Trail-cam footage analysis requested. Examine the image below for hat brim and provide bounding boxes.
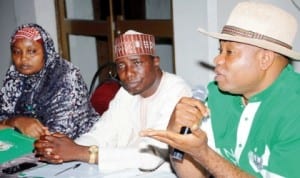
[198,28,300,60]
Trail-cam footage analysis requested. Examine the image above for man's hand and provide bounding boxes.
[34,133,88,164]
[140,127,209,159]
[140,96,210,158]
[167,97,209,133]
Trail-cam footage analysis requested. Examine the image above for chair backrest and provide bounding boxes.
[89,62,118,95]
[89,62,121,115]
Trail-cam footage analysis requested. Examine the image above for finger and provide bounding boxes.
[42,127,51,135]
[44,151,64,163]
[149,135,175,147]
[175,104,203,123]
[191,127,205,138]
[172,109,198,128]
[141,130,183,148]
[193,102,209,118]
[139,129,155,136]
[31,129,43,139]
[34,146,53,157]
[181,97,209,117]
[35,126,46,135]
[34,118,44,127]
[26,130,41,139]
[40,148,57,160]
[34,140,52,152]
[40,135,56,142]
[51,132,66,137]
[38,155,63,164]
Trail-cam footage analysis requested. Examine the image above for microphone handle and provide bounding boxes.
[171,126,191,160]
[171,85,207,161]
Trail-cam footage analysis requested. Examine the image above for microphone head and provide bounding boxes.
[192,85,208,102]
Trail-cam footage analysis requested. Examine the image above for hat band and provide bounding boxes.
[222,25,292,49]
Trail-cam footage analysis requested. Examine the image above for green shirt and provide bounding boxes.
[206,64,300,177]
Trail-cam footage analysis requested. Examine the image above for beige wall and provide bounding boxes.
[1,0,300,88]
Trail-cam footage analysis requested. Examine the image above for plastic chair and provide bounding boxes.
[89,62,121,115]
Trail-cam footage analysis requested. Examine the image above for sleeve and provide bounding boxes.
[137,78,192,171]
[42,68,99,139]
[0,67,23,121]
[74,88,124,147]
[75,89,145,171]
[0,86,11,121]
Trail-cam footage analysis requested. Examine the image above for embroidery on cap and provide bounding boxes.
[135,41,141,48]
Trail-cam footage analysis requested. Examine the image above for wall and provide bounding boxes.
[0,0,57,88]
[0,0,17,88]
[64,0,174,88]
[173,0,300,87]
[173,0,213,88]
[65,0,98,88]
[146,0,173,73]
[0,0,300,89]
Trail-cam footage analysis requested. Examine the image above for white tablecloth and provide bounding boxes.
[17,161,177,178]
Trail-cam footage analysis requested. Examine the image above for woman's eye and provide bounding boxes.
[27,49,36,55]
[12,49,21,55]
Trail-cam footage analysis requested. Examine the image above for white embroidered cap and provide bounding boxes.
[114,30,156,60]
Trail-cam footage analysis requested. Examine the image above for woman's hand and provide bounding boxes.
[6,116,47,138]
[0,123,10,129]
[34,133,88,164]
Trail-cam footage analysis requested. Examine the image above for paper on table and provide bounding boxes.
[19,161,100,178]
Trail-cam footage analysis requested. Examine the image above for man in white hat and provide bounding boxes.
[34,30,191,175]
[141,1,300,177]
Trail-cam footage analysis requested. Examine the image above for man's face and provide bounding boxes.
[213,41,264,97]
[115,55,160,97]
[11,38,45,75]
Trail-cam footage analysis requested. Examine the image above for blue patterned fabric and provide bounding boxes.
[0,23,99,139]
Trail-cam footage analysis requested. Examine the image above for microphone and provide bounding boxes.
[171,85,208,161]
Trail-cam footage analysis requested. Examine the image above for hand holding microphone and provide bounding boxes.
[171,85,208,161]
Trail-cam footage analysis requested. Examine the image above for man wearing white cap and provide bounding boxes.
[141,1,300,177]
[34,30,191,175]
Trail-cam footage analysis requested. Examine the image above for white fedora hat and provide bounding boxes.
[198,1,300,60]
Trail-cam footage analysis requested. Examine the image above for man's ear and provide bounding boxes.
[259,50,275,70]
[153,56,160,67]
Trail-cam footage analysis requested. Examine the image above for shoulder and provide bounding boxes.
[161,72,190,89]
[47,58,83,79]
[48,58,80,72]
[110,87,134,101]
[151,72,192,101]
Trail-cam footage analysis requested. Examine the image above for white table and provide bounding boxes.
[18,161,177,178]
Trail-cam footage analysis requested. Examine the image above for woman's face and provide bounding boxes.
[11,38,45,75]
